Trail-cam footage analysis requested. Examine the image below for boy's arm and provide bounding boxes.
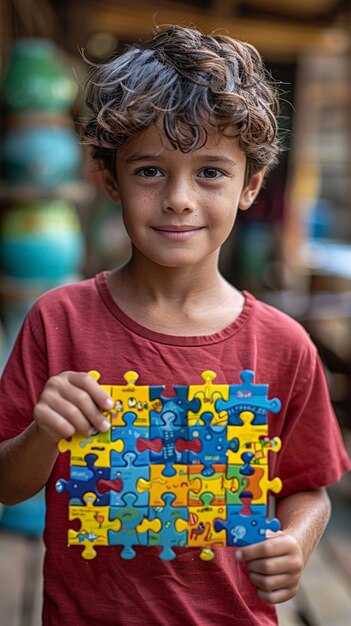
[235,489,331,604]
[0,371,113,505]
[0,423,60,505]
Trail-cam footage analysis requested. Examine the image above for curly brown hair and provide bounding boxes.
[81,25,281,181]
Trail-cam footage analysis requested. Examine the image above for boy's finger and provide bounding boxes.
[257,587,294,605]
[48,372,112,434]
[266,529,282,538]
[34,405,77,442]
[43,393,107,437]
[248,570,292,592]
[246,554,290,575]
[235,531,282,562]
[68,371,114,412]
[235,545,264,563]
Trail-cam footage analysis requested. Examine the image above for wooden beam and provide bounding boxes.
[211,0,237,17]
[244,0,339,19]
[71,0,347,60]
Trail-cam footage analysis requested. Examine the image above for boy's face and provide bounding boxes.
[104,124,264,269]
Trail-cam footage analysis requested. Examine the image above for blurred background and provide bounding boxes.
[0,1,350,625]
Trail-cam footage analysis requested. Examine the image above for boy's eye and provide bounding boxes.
[198,168,223,179]
[136,166,163,177]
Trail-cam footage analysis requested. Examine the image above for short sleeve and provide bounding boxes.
[0,306,48,441]
[275,353,350,498]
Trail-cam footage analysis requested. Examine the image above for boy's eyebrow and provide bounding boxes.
[194,156,240,168]
[125,153,239,167]
[125,154,162,163]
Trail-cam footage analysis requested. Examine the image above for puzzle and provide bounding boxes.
[56,369,282,561]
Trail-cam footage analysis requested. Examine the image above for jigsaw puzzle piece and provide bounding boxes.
[68,491,121,559]
[228,449,282,504]
[147,493,188,560]
[108,370,154,427]
[187,370,229,426]
[149,385,200,474]
[227,453,265,503]
[57,427,124,468]
[88,369,113,398]
[225,464,249,505]
[56,453,113,505]
[248,465,282,504]
[137,464,201,507]
[214,497,280,547]
[58,372,123,467]
[185,413,239,475]
[109,493,161,559]
[149,384,200,427]
[149,408,188,475]
[109,452,149,506]
[226,409,281,465]
[188,463,227,506]
[247,435,282,465]
[215,370,281,426]
[180,492,227,550]
[110,412,163,467]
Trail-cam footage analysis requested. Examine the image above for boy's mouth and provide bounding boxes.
[152,226,204,240]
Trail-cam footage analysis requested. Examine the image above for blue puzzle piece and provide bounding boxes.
[187,412,239,476]
[108,492,149,559]
[55,453,110,505]
[148,493,187,560]
[149,409,188,475]
[109,452,149,507]
[214,505,280,546]
[110,413,150,466]
[149,385,200,427]
[215,370,281,425]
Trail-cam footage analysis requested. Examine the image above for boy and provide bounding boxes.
[0,25,349,626]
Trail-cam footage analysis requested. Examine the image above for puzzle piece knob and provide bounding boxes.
[88,370,101,382]
[82,492,98,506]
[200,370,217,401]
[238,410,255,426]
[200,370,217,385]
[121,546,137,560]
[200,548,215,561]
[123,371,139,388]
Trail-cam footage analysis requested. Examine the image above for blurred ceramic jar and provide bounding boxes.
[1,38,78,112]
[0,199,85,281]
[1,123,82,186]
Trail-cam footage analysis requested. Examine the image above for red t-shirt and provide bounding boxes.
[0,272,349,626]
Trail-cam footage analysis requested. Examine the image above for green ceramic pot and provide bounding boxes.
[1,38,78,112]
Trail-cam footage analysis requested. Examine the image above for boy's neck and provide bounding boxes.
[125,256,218,298]
[107,255,245,336]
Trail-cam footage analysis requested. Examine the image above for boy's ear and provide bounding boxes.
[100,168,121,203]
[239,169,266,211]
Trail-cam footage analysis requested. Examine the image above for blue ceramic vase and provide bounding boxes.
[2,125,82,186]
[0,200,85,280]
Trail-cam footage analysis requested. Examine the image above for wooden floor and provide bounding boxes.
[0,531,44,626]
[1,482,350,626]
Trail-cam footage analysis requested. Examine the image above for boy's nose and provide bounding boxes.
[161,178,196,213]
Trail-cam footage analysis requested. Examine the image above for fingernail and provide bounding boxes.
[104,397,114,409]
[100,419,111,432]
[235,550,242,560]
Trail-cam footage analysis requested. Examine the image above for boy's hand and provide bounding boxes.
[235,530,304,604]
[33,371,113,443]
